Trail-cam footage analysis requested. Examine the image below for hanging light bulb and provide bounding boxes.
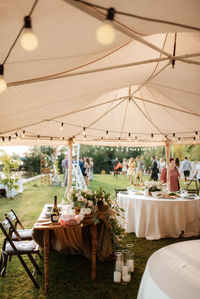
[96,8,115,45]
[8,136,11,144]
[172,133,176,142]
[151,133,154,139]
[82,127,86,135]
[21,130,25,138]
[50,137,53,141]
[59,123,64,131]
[37,135,40,142]
[105,130,109,139]
[1,136,5,143]
[20,16,38,51]
[195,131,199,140]
[0,65,7,92]
[73,136,76,143]
[15,132,20,140]
[128,132,131,141]
[178,137,181,144]
[118,137,121,144]
[193,137,196,144]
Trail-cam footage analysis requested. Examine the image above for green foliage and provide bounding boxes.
[0,154,20,176]
[141,147,165,168]
[57,146,68,174]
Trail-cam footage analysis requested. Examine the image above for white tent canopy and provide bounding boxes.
[0,0,200,146]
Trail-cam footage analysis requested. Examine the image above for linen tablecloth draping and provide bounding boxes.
[117,193,200,240]
[0,179,23,197]
[32,205,112,261]
[137,240,200,299]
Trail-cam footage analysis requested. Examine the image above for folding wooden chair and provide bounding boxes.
[5,210,33,241]
[0,219,41,288]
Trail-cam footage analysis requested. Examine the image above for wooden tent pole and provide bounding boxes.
[165,141,171,192]
[67,138,73,192]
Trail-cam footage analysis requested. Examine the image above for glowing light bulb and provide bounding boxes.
[96,22,115,45]
[82,127,86,135]
[60,123,64,131]
[22,130,25,138]
[20,16,38,51]
[20,30,38,51]
[0,75,7,92]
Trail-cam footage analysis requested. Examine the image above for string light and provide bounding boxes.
[21,130,25,138]
[105,130,109,139]
[178,137,181,144]
[15,132,20,140]
[0,65,7,92]
[128,132,131,141]
[195,131,199,140]
[82,127,86,135]
[118,137,121,144]
[172,133,176,141]
[8,136,11,143]
[1,137,5,143]
[151,133,154,138]
[51,137,53,141]
[37,135,40,141]
[96,8,115,45]
[101,136,104,141]
[60,123,64,131]
[20,16,38,51]
[73,136,76,142]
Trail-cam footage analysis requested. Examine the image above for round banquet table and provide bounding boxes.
[117,192,200,240]
[137,240,200,299]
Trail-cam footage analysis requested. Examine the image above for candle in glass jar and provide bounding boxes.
[122,273,131,283]
[113,271,121,283]
[122,265,128,274]
[127,259,134,272]
[116,260,124,272]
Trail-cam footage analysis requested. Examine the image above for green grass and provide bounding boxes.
[0,175,199,299]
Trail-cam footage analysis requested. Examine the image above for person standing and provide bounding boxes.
[134,156,144,186]
[89,158,94,180]
[62,154,68,186]
[79,157,85,176]
[159,158,166,173]
[155,156,160,177]
[128,158,136,185]
[160,158,180,191]
[195,162,200,187]
[182,157,191,184]
[150,156,158,181]
[122,158,128,179]
[112,157,119,179]
[84,158,90,186]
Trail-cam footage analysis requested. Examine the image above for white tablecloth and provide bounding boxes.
[137,240,200,299]
[117,192,200,240]
[0,179,23,197]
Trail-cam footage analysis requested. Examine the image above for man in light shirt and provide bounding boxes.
[182,157,191,184]
[195,162,200,187]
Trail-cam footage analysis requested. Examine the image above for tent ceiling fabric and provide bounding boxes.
[0,0,200,146]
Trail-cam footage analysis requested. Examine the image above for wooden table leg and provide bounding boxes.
[90,224,97,280]
[43,229,50,294]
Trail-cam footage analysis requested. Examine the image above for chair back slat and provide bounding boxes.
[1,219,11,231]
[7,211,16,222]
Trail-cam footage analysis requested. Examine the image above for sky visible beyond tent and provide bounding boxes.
[0,146,30,156]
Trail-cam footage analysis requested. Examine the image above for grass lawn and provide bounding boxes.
[0,174,199,299]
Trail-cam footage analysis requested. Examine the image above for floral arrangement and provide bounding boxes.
[144,181,162,192]
[66,187,125,247]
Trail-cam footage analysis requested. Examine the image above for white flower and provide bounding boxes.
[79,196,85,202]
[88,200,93,207]
[75,192,80,197]
[80,208,88,215]
[86,208,91,214]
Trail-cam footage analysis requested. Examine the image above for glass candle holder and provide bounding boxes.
[126,252,135,272]
[126,243,134,253]
[114,252,123,283]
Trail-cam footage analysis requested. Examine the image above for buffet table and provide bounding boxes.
[137,240,200,299]
[32,204,112,294]
[117,192,200,240]
[0,178,23,198]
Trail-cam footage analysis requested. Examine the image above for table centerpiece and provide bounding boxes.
[66,187,125,248]
[144,181,162,196]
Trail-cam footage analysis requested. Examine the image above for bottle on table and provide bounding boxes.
[51,195,59,222]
